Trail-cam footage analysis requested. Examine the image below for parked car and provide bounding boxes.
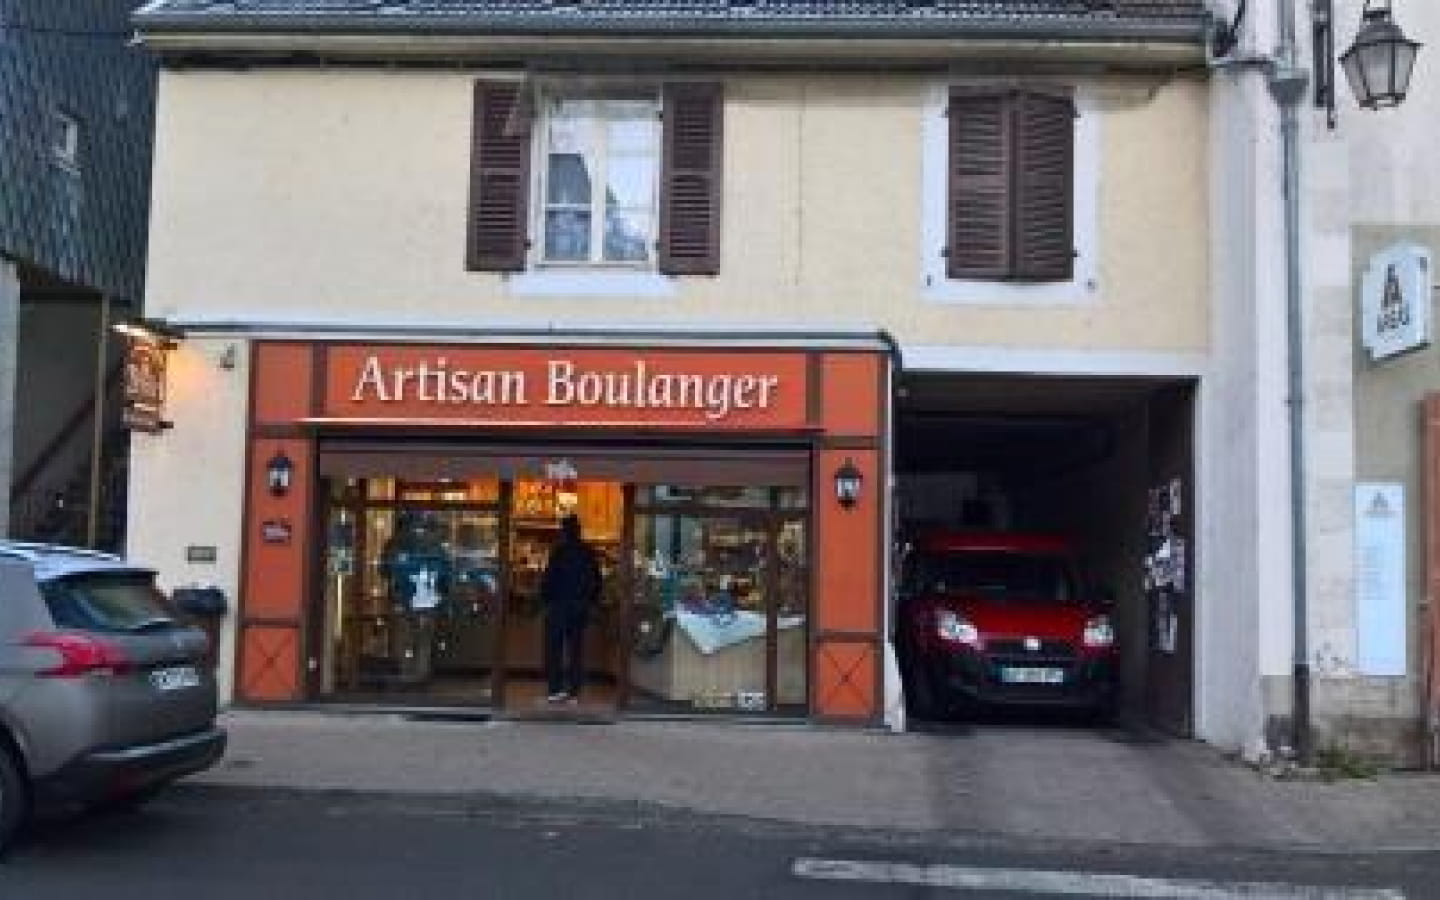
[0,542,225,852]
[896,532,1118,721]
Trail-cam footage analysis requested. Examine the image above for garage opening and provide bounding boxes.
[894,373,1196,735]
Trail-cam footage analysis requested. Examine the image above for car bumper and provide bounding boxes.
[919,651,1118,711]
[36,727,227,808]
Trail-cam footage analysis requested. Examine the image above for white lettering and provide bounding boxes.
[548,360,575,405]
[733,375,757,409]
[704,375,733,420]
[351,355,390,402]
[501,370,526,405]
[449,370,471,404]
[648,374,674,407]
[393,367,416,401]
[676,374,704,409]
[758,376,779,409]
[577,372,603,406]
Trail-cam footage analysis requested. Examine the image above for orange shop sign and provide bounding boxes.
[322,346,810,429]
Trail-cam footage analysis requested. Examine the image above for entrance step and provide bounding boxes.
[500,701,618,724]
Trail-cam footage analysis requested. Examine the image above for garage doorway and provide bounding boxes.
[895,373,1196,736]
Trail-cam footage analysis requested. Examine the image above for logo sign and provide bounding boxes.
[261,519,293,545]
[121,335,169,433]
[1361,242,1432,362]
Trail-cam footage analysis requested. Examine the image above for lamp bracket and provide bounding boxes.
[1268,65,1310,107]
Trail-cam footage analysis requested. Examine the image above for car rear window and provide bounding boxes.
[40,572,180,634]
[910,551,1075,604]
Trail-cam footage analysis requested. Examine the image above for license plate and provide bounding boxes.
[150,665,202,691]
[999,666,1066,685]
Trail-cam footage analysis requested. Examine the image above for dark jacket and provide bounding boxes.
[541,537,601,620]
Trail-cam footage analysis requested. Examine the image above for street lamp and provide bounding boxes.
[1341,0,1422,110]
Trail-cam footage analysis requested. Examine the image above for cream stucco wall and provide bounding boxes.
[144,69,1210,352]
[127,338,249,704]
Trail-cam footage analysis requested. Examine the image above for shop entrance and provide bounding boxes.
[312,450,812,717]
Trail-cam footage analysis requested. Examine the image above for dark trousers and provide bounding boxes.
[545,611,587,695]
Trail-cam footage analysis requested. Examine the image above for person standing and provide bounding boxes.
[541,513,601,702]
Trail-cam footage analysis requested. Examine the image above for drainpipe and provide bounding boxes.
[1270,0,1313,764]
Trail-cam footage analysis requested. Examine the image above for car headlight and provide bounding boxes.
[936,609,980,646]
[1083,615,1116,648]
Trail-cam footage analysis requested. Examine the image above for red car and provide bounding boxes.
[896,532,1118,721]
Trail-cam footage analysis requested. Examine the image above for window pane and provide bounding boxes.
[547,152,592,206]
[42,573,177,633]
[604,209,650,262]
[545,209,592,261]
[606,154,654,210]
[607,114,656,155]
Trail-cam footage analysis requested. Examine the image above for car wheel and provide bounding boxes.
[0,746,26,856]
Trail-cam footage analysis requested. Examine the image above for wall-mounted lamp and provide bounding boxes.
[111,317,182,348]
[218,343,238,370]
[266,451,295,497]
[1341,0,1422,110]
[834,458,863,510]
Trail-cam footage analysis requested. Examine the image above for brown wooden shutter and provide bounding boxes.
[1012,91,1076,282]
[947,89,1013,280]
[466,81,532,272]
[659,83,723,276]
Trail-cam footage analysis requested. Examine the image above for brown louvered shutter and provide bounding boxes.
[1013,91,1075,282]
[947,89,1013,280]
[466,81,532,272]
[659,83,723,275]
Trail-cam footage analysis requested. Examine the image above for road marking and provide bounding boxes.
[791,858,1405,899]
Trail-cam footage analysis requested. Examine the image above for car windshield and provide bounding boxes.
[909,551,1075,604]
[40,572,179,633]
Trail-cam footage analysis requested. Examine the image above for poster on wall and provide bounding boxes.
[1354,482,1407,677]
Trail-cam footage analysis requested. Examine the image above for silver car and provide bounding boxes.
[0,542,225,852]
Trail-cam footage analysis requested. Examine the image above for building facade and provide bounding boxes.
[128,1,1285,738]
[0,0,156,550]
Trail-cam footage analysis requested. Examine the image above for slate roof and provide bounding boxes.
[133,1,1210,42]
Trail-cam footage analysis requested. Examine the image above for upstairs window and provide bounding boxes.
[540,97,659,266]
[947,88,1076,283]
[467,81,722,277]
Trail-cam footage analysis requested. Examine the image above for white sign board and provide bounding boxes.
[1354,483,1407,677]
[1361,242,1432,362]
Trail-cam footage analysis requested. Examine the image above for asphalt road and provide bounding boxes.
[2,785,1434,899]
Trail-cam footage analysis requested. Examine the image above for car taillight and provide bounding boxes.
[936,609,981,647]
[1082,615,1116,649]
[21,632,133,678]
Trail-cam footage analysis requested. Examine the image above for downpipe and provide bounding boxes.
[1271,0,1313,765]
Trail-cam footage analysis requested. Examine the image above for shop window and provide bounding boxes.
[467,80,723,277]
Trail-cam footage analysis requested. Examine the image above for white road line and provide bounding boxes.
[791,858,1406,899]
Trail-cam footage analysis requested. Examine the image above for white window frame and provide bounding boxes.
[920,82,1101,306]
[531,91,662,270]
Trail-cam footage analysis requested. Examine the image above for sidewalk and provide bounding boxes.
[197,709,1440,853]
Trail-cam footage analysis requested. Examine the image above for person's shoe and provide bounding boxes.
[546,691,570,703]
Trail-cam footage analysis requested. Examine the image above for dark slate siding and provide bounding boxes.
[0,0,156,301]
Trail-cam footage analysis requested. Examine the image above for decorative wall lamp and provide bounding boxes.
[266,451,295,497]
[1341,0,1422,110]
[834,458,863,510]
